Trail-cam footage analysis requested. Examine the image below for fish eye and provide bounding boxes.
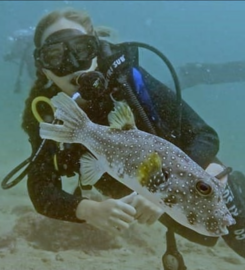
[196,181,212,195]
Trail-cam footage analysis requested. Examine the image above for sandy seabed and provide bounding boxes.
[0,184,245,270]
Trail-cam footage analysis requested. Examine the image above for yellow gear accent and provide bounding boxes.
[31,96,55,123]
[31,96,58,171]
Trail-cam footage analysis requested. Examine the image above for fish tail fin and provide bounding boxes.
[40,92,89,143]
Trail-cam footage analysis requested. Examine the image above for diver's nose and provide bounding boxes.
[68,52,79,67]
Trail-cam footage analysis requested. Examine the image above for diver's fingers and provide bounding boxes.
[120,191,137,204]
[115,210,135,223]
[136,212,150,224]
[136,211,162,225]
[116,198,137,216]
[146,212,162,225]
[109,217,131,232]
[131,195,164,224]
[205,163,228,185]
[133,203,145,219]
[206,163,224,176]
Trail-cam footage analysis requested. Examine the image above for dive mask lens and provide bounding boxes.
[35,30,99,76]
[39,42,65,68]
[69,35,98,61]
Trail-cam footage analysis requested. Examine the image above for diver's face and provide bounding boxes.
[41,18,98,96]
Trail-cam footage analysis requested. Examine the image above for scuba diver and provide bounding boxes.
[178,61,245,89]
[3,26,35,93]
[2,7,245,270]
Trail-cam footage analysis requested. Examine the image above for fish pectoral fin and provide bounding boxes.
[108,99,136,130]
[80,153,106,185]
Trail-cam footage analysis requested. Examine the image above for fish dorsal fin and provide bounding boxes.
[79,152,106,185]
[108,98,136,130]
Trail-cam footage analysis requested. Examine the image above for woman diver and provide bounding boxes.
[4,7,245,268]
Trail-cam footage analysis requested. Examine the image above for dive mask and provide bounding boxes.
[34,29,100,76]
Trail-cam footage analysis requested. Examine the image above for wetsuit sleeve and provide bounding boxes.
[141,68,219,168]
[27,139,85,223]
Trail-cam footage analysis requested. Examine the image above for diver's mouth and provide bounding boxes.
[70,71,86,86]
[223,213,236,227]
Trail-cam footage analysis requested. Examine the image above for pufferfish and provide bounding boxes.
[39,92,235,236]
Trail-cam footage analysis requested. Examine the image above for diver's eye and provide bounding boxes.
[196,181,212,195]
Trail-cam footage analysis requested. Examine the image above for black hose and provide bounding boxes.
[120,41,183,140]
[1,157,32,189]
[117,74,157,135]
[1,133,50,189]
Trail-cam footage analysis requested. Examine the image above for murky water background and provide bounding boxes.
[0,1,244,269]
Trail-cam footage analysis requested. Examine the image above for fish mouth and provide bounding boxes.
[191,215,235,237]
[217,225,229,236]
[219,214,236,235]
[166,210,228,237]
[203,224,229,237]
[209,214,236,236]
[221,211,236,227]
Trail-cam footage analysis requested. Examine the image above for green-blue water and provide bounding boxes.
[0,1,244,269]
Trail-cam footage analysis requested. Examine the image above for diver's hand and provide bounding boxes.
[205,163,228,185]
[129,193,164,225]
[76,194,137,234]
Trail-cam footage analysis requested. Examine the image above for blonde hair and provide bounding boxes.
[34,7,114,47]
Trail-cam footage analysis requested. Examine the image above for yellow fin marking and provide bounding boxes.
[137,152,162,186]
